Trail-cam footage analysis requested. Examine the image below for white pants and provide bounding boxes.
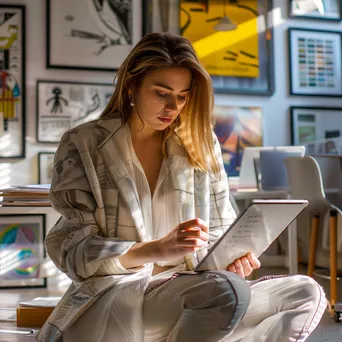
[143,272,327,342]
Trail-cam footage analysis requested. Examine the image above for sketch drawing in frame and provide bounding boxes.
[290,106,342,155]
[38,152,55,184]
[289,0,342,21]
[36,80,114,143]
[288,28,342,97]
[47,0,143,71]
[143,0,180,34]
[179,0,274,95]
[0,214,46,289]
[0,5,26,158]
[213,106,263,177]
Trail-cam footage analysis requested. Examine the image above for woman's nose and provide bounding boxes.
[165,98,178,112]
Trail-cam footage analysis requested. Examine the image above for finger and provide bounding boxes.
[179,229,209,242]
[234,259,245,278]
[247,253,261,269]
[241,257,253,277]
[227,264,236,272]
[177,237,207,248]
[179,218,209,234]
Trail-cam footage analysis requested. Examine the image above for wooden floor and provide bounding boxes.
[0,266,341,341]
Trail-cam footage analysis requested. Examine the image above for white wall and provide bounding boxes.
[3,0,342,186]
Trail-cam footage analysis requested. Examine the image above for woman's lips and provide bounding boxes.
[158,117,172,124]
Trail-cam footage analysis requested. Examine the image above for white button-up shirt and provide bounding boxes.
[117,124,184,267]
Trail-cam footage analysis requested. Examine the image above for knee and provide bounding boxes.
[205,271,251,331]
[290,275,327,310]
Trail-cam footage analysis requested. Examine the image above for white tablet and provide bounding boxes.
[194,199,308,272]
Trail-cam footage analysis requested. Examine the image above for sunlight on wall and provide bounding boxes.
[0,163,12,188]
[0,133,12,151]
[271,6,285,27]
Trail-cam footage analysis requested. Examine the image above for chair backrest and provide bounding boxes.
[284,156,330,212]
[239,145,305,188]
[259,150,302,191]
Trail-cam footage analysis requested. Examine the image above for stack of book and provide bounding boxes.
[0,184,51,207]
[16,296,61,328]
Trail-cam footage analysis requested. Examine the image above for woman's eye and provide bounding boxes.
[177,95,187,102]
[156,91,168,98]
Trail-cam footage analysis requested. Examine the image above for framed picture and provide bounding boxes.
[46,0,143,71]
[213,106,263,177]
[178,0,274,95]
[288,28,342,96]
[36,80,114,143]
[289,0,342,21]
[143,0,180,35]
[290,106,342,154]
[0,5,26,158]
[0,214,46,289]
[38,152,55,184]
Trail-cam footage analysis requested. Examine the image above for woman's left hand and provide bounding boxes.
[226,253,261,278]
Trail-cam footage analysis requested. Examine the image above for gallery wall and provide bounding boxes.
[2,0,342,186]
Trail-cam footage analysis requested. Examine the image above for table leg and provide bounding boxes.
[288,219,298,274]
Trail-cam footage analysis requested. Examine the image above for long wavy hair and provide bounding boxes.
[100,32,219,175]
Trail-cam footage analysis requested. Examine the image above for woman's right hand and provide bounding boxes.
[155,218,209,261]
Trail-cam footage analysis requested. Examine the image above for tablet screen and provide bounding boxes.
[194,199,308,272]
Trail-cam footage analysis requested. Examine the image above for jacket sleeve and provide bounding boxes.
[45,129,142,282]
[208,134,237,243]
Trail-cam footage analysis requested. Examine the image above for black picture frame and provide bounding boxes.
[0,214,46,289]
[144,0,275,95]
[46,0,143,71]
[289,0,342,21]
[181,0,275,96]
[38,152,55,184]
[290,106,342,155]
[0,5,26,159]
[288,28,342,97]
[36,80,114,143]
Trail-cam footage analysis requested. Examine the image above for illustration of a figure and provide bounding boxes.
[0,24,18,49]
[0,71,20,131]
[74,91,101,125]
[70,0,133,55]
[46,87,69,113]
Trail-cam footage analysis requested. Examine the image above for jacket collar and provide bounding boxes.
[97,118,195,241]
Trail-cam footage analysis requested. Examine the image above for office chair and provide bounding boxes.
[285,155,342,312]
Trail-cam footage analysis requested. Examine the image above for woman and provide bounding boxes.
[38,33,326,342]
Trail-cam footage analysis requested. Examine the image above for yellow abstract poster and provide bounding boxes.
[180,0,259,78]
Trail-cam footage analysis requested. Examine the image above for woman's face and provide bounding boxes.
[130,66,192,132]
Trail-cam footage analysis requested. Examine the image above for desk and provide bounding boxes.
[230,187,299,274]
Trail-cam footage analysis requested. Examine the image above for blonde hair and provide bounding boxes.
[100,32,219,175]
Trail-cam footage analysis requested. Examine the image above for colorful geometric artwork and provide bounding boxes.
[0,215,45,288]
[213,106,263,177]
[289,28,342,96]
[0,5,25,158]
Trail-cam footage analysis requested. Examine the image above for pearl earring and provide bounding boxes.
[128,94,134,106]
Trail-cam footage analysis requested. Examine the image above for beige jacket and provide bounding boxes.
[37,118,236,342]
